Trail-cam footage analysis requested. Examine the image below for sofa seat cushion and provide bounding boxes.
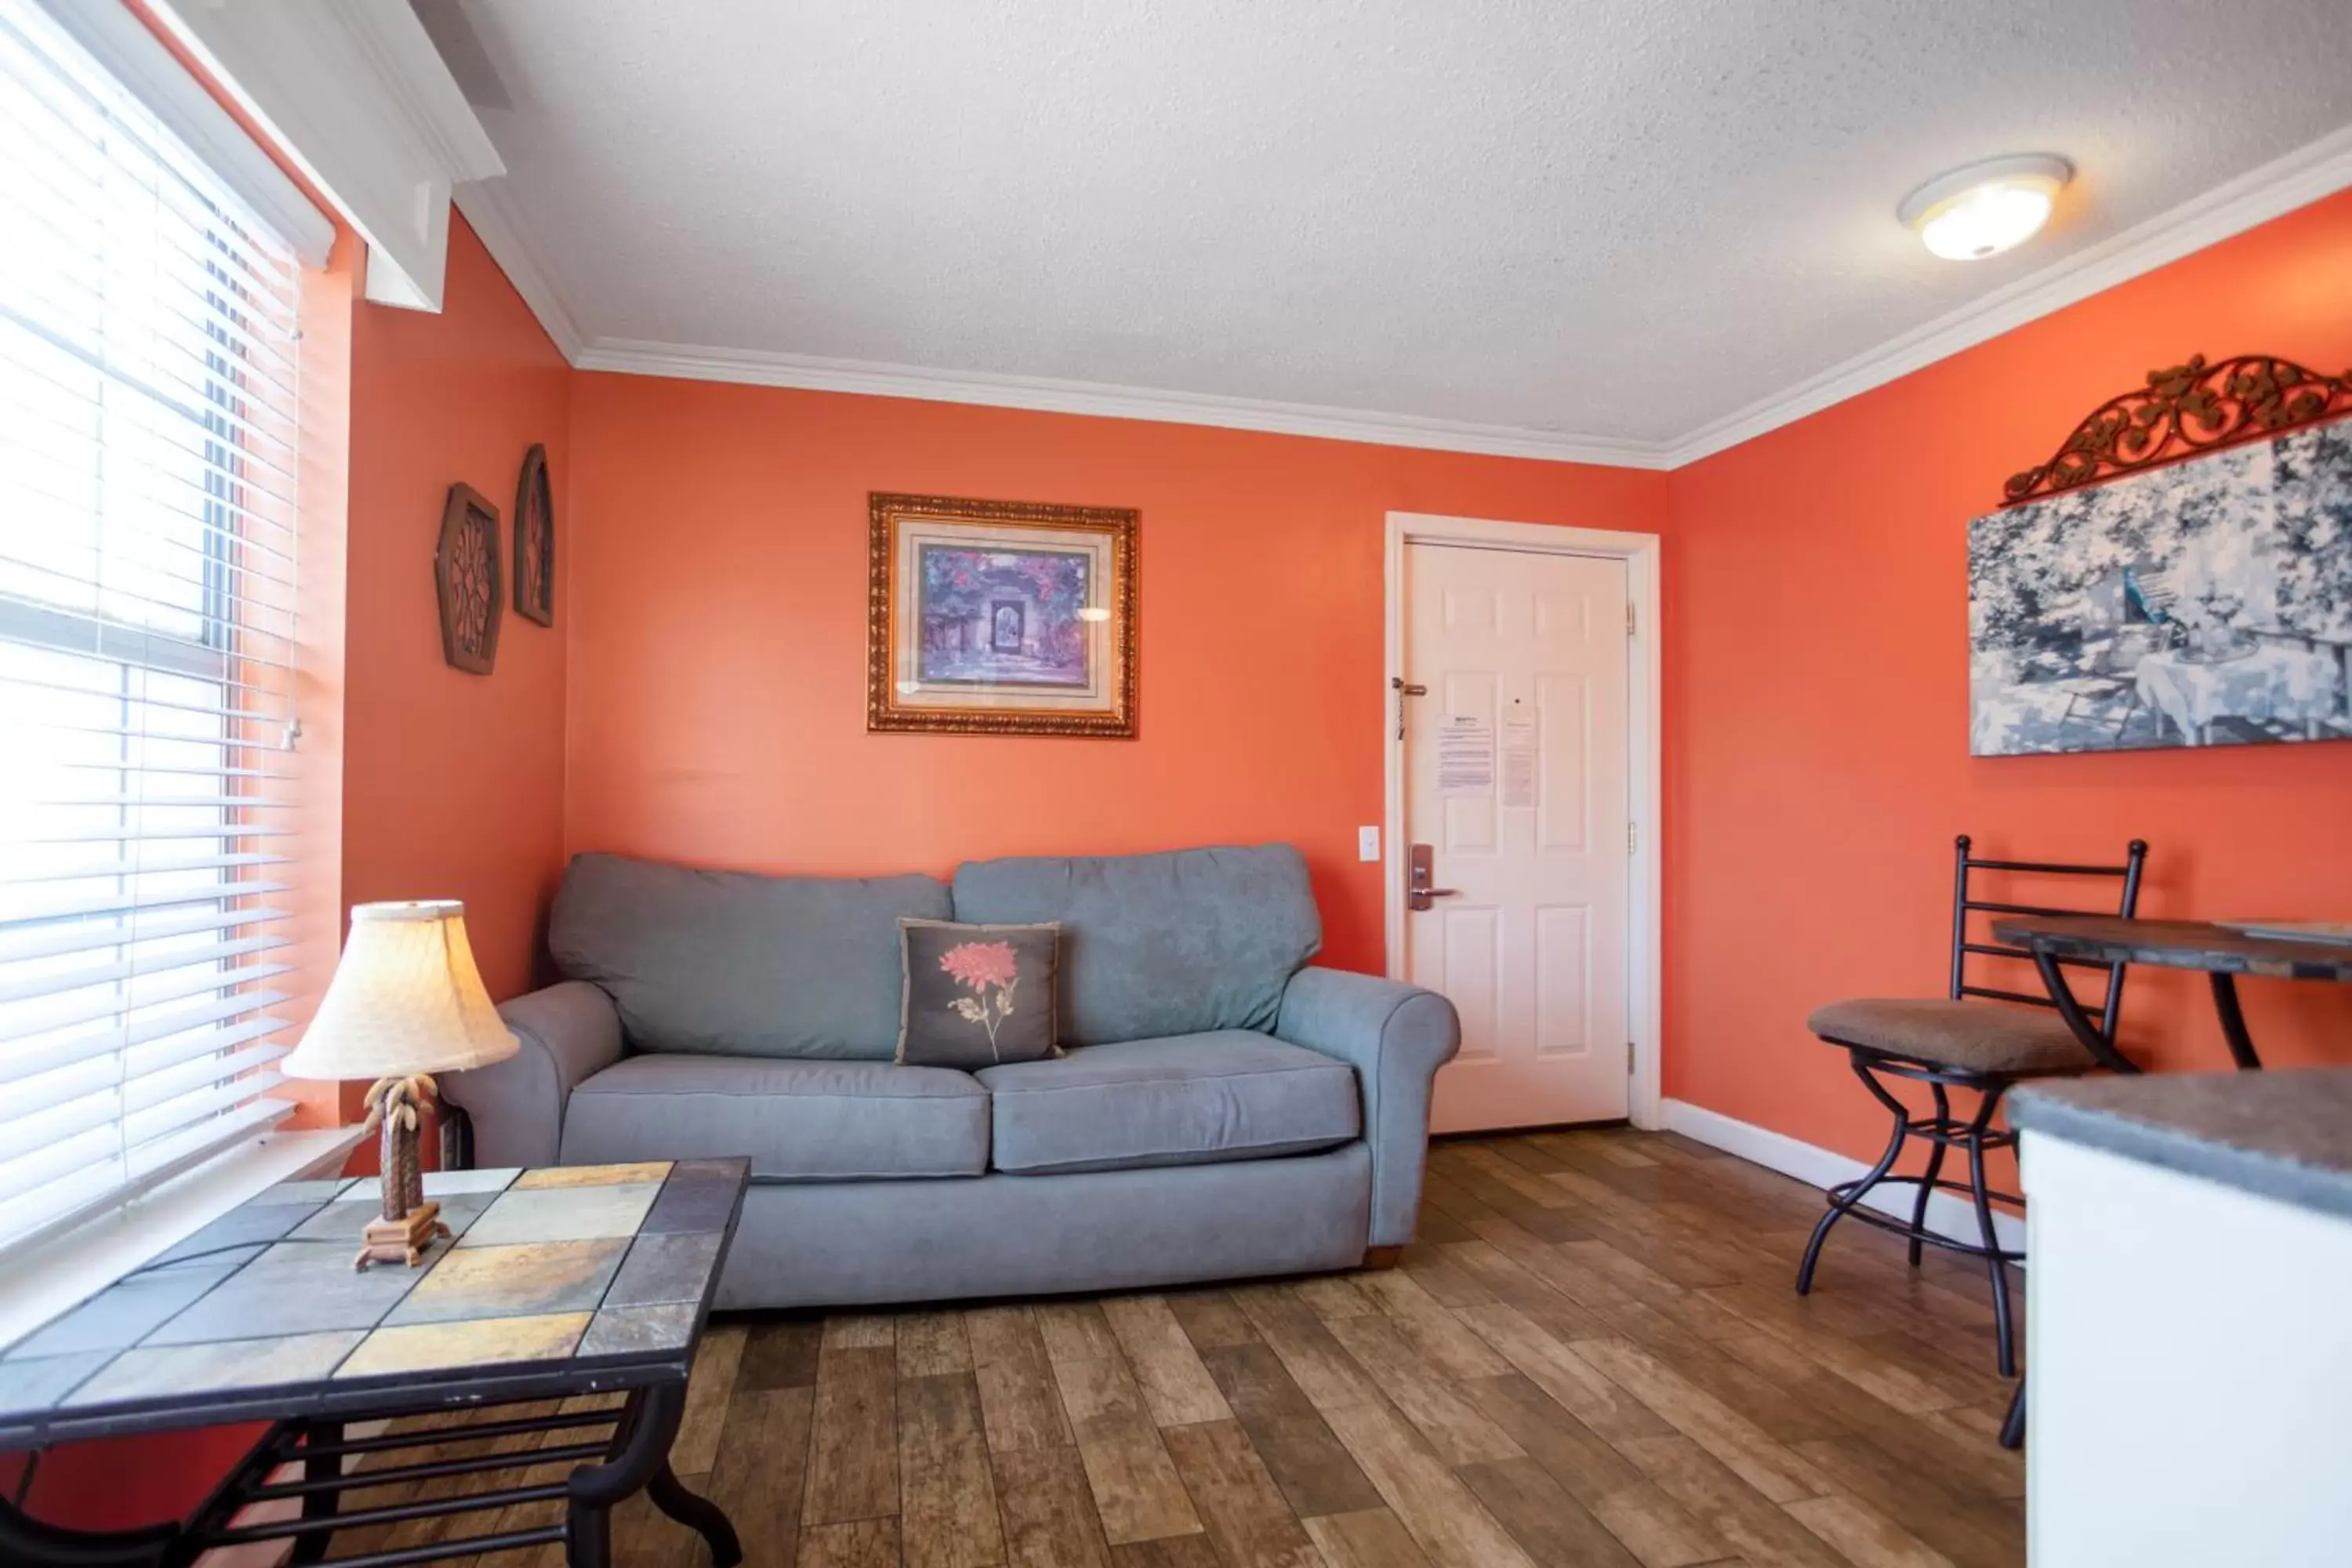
[975,1031,1359,1175]
[559,1054,989,1180]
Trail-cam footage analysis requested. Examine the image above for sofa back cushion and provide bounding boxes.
[550,852,951,1058]
[950,844,1321,1046]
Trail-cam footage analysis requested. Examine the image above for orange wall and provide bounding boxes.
[344,213,572,1004]
[563,382,1668,970]
[1663,188,2352,1167]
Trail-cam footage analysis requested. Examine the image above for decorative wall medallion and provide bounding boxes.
[436,482,503,675]
[514,443,554,626]
[868,492,1138,737]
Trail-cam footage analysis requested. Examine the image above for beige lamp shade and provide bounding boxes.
[283,901,518,1081]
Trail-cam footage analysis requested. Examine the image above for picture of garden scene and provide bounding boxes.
[917,545,1094,688]
[1968,419,2352,756]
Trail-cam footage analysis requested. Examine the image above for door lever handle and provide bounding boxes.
[1406,844,1456,912]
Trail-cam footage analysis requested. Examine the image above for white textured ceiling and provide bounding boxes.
[430,0,2352,455]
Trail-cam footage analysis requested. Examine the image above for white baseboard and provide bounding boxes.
[1662,1098,2027,1255]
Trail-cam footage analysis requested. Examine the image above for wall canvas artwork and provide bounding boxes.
[1969,418,2352,756]
[869,493,1138,736]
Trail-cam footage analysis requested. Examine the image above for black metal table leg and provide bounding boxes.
[649,1462,742,1566]
[9,1390,724,1568]
[2207,971,2266,1070]
[566,1382,739,1568]
[1999,1377,2026,1450]
[289,1419,342,1566]
[2030,947,2140,1073]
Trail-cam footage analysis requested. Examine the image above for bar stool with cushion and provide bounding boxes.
[1795,834,2148,1380]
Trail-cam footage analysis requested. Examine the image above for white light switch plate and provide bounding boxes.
[1358,826,1381,862]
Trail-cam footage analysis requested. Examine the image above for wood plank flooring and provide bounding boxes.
[324,1127,2025,1568]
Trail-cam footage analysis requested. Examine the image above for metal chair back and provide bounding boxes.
[1946,834,2147,1044]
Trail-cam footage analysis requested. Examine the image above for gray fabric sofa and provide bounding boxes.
[441,844,1460,1309]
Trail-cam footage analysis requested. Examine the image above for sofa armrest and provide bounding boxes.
[440,981,625,1169]
[1276,966,1460,1248]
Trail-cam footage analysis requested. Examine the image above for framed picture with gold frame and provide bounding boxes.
[868,492,1138,736]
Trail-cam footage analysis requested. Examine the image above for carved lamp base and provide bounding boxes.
[355,1200,450,1270]
[352,1073,451,1270]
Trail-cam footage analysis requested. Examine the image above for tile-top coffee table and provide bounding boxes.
[0,1157,749,1568]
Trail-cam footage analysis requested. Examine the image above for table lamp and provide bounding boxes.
[284,901,517,1269]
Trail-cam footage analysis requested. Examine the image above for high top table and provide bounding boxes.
[1989,915,2352,1072]
[1980,916,2351,1450]
[0,1157,749,1568]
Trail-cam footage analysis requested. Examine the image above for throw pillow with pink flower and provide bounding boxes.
[895,920,1061,1067]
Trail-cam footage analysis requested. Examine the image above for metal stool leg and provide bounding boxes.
[1798,1052,1911,1296]
[1962,1085,2018,1378]
[1906,1081,1950,1268]
[1798,1047,2032,1384]
[1999,1377,2026,1450]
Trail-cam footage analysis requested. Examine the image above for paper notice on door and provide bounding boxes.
[1501,715,1537,808]
[1437,715,1494,796]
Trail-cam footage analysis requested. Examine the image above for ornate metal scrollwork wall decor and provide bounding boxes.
[2002,353,2352,506]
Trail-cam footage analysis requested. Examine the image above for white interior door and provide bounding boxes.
[1403,542,1630,1132]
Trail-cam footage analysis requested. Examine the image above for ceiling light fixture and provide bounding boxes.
[1898,154,2072,261]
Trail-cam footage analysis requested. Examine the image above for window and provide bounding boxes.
[0,0,310,1253]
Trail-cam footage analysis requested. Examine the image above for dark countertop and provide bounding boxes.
[2012,1069,2352,1221]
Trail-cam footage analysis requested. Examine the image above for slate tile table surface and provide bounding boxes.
[0,1157,749,1568]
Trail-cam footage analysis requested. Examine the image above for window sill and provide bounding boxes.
[0,1127,368,1355]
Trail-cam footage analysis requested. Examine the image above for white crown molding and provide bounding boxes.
[483,122,2351,470]
[572,339,1675,467]
[1663,121,2352,467]
[453,180,585,363]
[146,0,504,314]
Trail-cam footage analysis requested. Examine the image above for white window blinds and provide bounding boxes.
[0,0,309,1253]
